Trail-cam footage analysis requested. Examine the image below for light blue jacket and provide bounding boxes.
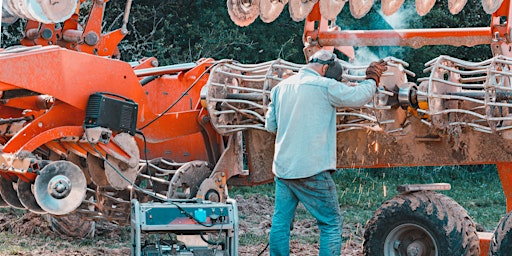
[265,67,376,179]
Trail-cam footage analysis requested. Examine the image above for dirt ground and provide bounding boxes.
[0,194,363,255]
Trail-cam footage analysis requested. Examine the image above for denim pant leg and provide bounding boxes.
[288,172,343,256]
[270,176,299,256]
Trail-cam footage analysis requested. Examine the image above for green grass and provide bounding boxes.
[231,164,506,246]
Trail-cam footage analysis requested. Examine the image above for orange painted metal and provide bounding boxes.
[478,232,492,256]
[303,3,492,50]
[497,163,512,212]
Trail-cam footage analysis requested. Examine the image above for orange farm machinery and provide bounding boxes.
[1,0,512,255]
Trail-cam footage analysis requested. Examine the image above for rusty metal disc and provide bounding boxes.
[319,0,346,21]
[448,0,467,14]
[0,193,8,207]
[381,0,404,16]
[482,0,504,14]
[10,0,37,20]
[104,155,138,190]
[17,180,46,214]
[34,161,87,215]
[259,0,288,23]
[415,0,436,16]
[350,0,375,19]
[227,0,260,27]
[7,0,27,19]
[104,133,140,190]
[289,0,318,22]
[0,175,25,209]
[86,153,109,187]
[26,0,77,23]
[167,161,212,199]
[2,0,19,25]
[67,152,92,185]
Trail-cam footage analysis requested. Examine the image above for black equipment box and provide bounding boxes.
[85,93,138,135]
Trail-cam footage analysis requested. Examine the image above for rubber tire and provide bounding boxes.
[363,191,480,256]
[48,212,95,238]
[490,211,512,255]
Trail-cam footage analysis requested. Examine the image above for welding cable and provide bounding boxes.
[257,242,269,256]
[83,124,215,227]
[138,59,234,130]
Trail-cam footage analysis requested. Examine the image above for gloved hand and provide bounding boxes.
[365,60,387,85]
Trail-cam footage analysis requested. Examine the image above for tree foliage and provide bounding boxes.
[0,0,495,73]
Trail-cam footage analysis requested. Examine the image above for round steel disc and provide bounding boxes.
[104,155,138,190]
[350,0,375,19]
[482,0,504,14]
[0,193,8,207]
[415,0,436,16]
[11,0,36,20]
[104,133,140,190]
[7,0,26,19]
[17,180,46,214]
[289,0,318,22]
[227,0,260,27]
[25,0,77,23]
[0,175,25,209]
[34,161,87,215]
[259,0,288,23]
[381,0,404,16]
[448,0,467,14]
[67,152,92,186]
[86,153,109,187]
[319,0,346,21]
[2,0,19,25]
[167,161,212,199]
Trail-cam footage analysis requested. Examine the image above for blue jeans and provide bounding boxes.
[269,171,343,256]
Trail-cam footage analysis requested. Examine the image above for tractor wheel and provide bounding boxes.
[48,212,95,238]
[490,211,512,255]
[363,190,480,256]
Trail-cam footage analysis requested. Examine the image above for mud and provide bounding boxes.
[0,194,364,256]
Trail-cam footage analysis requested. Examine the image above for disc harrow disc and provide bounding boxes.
[167,161,212,199]
[0,175,25,209]
[289,0,318,22]
[105,155,138,190]
[259,0,288,23]
[381,0,404,16]
[34,161,87,215]
[482,0,504,14]
[350,0,374,19]
[86,153,109,187]
[415,0,436,16]
[9,0,36,20]
[319,0,346,21]
[0,193,8,207]
[2,0,19,25]
[448,0,467,14]
[227,0,260,27]
[104,133,140,190]
[17,180,46,214]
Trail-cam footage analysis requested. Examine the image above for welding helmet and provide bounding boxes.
[309,52,343,81]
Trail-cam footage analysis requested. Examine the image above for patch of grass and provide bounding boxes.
[239,233,268,246]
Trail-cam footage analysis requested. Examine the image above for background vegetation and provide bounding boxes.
[0,0,494,77]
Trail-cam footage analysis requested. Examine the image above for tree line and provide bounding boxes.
[2,0,494,78]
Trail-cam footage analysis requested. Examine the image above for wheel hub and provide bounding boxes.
[384,223,438,256]
[48,175,72,199]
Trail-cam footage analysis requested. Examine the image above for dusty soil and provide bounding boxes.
[0,194,363,256]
